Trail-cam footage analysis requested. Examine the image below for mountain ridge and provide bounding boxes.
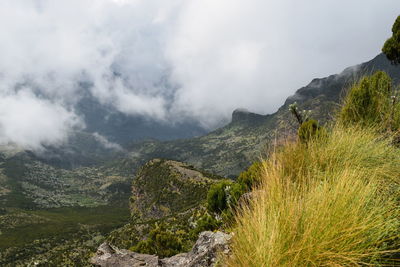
[122,53,400,177]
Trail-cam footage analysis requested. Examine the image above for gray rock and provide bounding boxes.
[90,231,232,267]
[161,231,231,267]
[90,242,159,267]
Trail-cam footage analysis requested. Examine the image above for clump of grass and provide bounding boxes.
[297,119,327,144]
[227,126,400,266]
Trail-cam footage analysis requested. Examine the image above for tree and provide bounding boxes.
[382,16,400,65]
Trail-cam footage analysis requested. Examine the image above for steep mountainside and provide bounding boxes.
[125,54,400,177]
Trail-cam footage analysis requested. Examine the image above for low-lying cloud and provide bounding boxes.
[0,90,82,150]
[0,0,398,148]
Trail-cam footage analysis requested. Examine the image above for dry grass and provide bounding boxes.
[227,126,400,266]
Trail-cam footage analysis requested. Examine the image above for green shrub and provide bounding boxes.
[207,181,244,214]
[130,224,183,257]
[339,71,400,130]
[237,161,263,191]
[189,212,222,239]
[297,119,326,143]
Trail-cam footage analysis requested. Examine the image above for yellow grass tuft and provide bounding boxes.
[227,126,400,266]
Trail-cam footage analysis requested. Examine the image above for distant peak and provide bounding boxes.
[233,108,250,114]
[231,108,264,124]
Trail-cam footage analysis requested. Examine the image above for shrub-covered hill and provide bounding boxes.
[125,54,400,177]
[107,159,223,256]
[130,159,222,221]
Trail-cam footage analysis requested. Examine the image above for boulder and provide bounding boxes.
[161,231,231,267]
[90,242,159,267]
[90,231,232,267]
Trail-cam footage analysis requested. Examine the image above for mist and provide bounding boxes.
[0,0,398,148]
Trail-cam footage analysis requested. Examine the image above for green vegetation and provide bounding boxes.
[383,15,400,65]
[227,72,400,266]
[297,119,326,143]
[130,223,183,257]
[129,159,218,221]
[237,161,262,191]
[339,71,400,130]
[0,205,130,266]
[189,212,222,239]
[207,181,242,214]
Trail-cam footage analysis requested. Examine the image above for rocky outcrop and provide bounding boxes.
[90,242,159,267]
[91,231,232,267]
[130,159,217,221]
[231,108,266,125]
[106,159,222,251]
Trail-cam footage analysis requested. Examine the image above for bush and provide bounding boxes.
[189,212,222,239]
[297,119,326,143]
[130,224,183,257]
[207,181,244,214]
[227,126,400,266]
[237,161,263,191]
[339,71,400,130]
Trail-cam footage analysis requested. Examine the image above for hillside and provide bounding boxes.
[108,159,222,254]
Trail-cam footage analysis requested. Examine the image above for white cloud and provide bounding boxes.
[0,90,82,150]
[0,0,398,147]
[166,0,399,126]
[92,132,123,151]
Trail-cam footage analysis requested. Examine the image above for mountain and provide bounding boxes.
[30,54,400,172]
[123,54,400,177]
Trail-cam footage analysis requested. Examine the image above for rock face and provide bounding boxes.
[91,231,232,267]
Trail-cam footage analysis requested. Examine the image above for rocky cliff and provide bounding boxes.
[106,159,223,256]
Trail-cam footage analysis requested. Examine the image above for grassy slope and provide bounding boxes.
[228,126,400,266]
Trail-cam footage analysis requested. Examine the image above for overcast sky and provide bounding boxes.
[0,0,398,149]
